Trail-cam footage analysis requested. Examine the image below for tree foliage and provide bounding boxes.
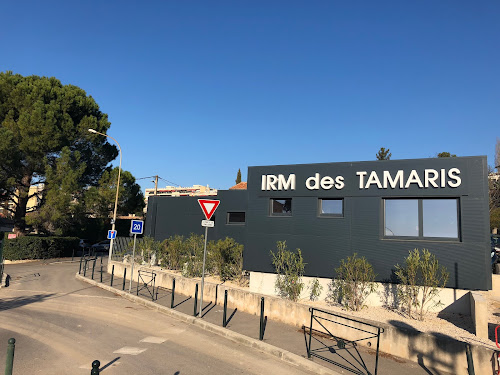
[0,72,117,233]
[376,147,391,160]
[26,147,86,235]
[437,152,456,158]
[235,168,242,184]
[85,167,145,219]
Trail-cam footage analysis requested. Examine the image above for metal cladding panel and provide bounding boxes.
[145,191,247,248]
[245,156,491,290]
[145,156,490,290]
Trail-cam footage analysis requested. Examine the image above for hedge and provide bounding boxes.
[2,235,79,260]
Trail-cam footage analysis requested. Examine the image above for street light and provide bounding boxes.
[88,128,122,261]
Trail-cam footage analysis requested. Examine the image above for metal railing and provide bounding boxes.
[306,307,384,375]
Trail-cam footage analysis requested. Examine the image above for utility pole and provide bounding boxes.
[154,175,158,196]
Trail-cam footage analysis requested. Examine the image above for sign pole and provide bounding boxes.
[199,225,208,318]
[129,233,137,293]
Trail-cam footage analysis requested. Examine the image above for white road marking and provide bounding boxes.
[113,347,147,355]
[140,336,167,344]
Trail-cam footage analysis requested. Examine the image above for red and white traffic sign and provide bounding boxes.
[198,199,220,220]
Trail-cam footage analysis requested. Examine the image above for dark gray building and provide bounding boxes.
[146,156,491,290]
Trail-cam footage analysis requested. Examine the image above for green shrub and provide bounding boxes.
[3,236,79,260]
[182,234,205,277]
[161,235,188,270]
[308,278,323,301]
[209,237,244,281]
[395,248,449,321]
[270,241,305,301]
[327,253,376,311]
[136,236,162,265]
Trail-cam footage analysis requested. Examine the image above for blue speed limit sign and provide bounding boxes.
[130,220,144,235]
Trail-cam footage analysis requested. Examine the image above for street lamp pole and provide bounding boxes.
[88,129,122,261]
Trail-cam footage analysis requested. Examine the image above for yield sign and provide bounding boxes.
[198,199,220,220]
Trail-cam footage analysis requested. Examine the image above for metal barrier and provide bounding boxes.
[194,284,199,316]
[122,268,127,290]
[91,359,100,374]
[110,265,114,286]
[4,338,15,375]
[170,278,176,308]
[136,270,156,301]
[259,297,267,340]
[306,307,383,375]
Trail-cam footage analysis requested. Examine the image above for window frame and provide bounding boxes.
[270,198,293,217]
[383,198,461,242]
[226,211,246,225]
[318,198,344,218]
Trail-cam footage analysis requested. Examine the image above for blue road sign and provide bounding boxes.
[107,230,117,239]
[130,220,144,235]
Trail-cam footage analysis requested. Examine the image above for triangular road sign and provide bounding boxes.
[198,199,220,220]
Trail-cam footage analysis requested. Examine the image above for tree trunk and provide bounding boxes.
[13,174,32,235]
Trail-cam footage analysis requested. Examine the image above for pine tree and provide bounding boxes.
[376,147,392,160]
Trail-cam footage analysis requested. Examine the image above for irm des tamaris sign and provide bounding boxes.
[261,168,461,191]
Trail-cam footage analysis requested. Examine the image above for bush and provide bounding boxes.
[182,234,205,277]
[327,253,376,311]
[308,278,323,301]
[136,236,162,266]
[395,248,449,321]
[209,237,244,281]
[161,235,187,270]
[270,241,305,301]
[3,235,79,260]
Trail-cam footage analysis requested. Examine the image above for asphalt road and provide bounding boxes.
[0,260,317,375]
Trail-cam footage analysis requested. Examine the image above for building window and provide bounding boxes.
[384,198,459,240]
[384,199,419,237]
[227,212,245,224]
[271,198,292,216]
[422,199,459,238]
[319,199,343,217]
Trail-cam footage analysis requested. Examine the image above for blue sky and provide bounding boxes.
[2,1,499,191]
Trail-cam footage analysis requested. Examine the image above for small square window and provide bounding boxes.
[271,198,292,216]
[319,199,343,217]
[227,212,245,224]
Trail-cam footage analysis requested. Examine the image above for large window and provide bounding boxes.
[384,198,459,240]
[319,199,343,217]
[271,198,292,216]
[227,212,245,224]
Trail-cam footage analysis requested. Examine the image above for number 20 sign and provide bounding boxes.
[130,219,144,235]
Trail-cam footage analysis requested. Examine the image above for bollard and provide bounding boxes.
[194,284,198,317]
[5,338,15,375]
[223,290,228,328]
[90,359,100,375]
[100,265,103,283]
[170,278,176,308]
[259,297,265,340]
[110,265,114,287]
[91,259,96,280]
[79,256,83,274]
[465,343,475,375]
[122,268,127,291]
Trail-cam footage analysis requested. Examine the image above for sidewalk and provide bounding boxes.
[78,259,452,375]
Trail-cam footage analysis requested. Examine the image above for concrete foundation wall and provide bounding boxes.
[249,271,471,314]
[108,261,496,375]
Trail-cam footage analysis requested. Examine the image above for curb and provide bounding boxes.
[76,273,341,375]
